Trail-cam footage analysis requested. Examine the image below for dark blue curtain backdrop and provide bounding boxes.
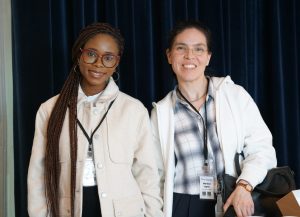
[12,0,300,216]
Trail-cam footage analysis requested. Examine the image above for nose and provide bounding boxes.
[184,48,195,59]
[94,57,104,67]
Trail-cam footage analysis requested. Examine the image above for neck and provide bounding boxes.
[81,80,109,96]
[178,77,208,102]
[81,84,106,96]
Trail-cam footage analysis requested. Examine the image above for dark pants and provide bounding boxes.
[82,186,102,217]
[172,193,216,217]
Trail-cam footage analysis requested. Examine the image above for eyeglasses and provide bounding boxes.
[80,48,119,68]
[173,45,208,56]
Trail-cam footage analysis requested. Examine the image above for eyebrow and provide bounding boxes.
[84,48,97,51]
[174,42,207,47]
[84,48,116,55]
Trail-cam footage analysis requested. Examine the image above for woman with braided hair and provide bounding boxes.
[28,22,163,217]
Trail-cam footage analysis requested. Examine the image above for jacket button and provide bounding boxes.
[93,109,99,115]
[101,192,107,198]
[94,134,99,139]
[97,163,103,169]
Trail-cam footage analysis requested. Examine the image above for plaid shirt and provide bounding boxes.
[172,78,224,194]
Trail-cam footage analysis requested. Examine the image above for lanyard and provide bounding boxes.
[177,88,209,166]
[77,100,115,154]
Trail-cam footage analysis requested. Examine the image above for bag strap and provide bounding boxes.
[234,152,244,175]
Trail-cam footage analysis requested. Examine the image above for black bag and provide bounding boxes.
[221,153,296,217]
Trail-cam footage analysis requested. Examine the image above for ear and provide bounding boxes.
[166,48,172,64]
[206,52,212,66]
[115,57,121,68]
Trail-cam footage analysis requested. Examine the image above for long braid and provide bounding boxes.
[68,65,80,217]
[44,22,124,217]
[45,65,80,217]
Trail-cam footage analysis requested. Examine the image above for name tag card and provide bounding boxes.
[200,175,215,199]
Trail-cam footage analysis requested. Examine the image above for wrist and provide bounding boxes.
[236,180,253,192]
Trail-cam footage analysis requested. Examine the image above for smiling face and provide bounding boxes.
[166,28,211,85]
[78,34,120,95]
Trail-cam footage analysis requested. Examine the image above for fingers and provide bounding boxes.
[225,187,254,217]
[223,194,233,213]
[234,203,253,217]
[233,199,254,217]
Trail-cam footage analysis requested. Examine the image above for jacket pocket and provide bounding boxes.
[59,197,71,217]
[113,195,145,217]
[107,134,134,164]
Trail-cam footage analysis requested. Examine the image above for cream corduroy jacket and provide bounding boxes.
[28,79,163,217]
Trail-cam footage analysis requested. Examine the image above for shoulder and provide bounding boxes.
[37,94,59,117]
[211,75,239,91]
[115,91,148,113]
[150,91,174,121]
[211,76,252,101]
[152,91,173,108]
[33,94,60,126]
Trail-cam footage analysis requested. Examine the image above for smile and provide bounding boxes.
[89,70,105,78]
[182,64,197,69]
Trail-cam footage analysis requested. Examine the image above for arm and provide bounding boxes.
[150,107,165,200]
[27,104,48,217]
[223,87,277,217]
[238,89,277,186]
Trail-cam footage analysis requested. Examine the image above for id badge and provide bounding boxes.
[200,175,215,199]
[83,157,97,186]
[199,159,217,200]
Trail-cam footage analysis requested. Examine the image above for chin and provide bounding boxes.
[178,75,199,82]
[83,78,107,88]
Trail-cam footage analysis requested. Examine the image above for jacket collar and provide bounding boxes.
[77,77,119,107]
[210,75,234,90]
[153,76,234,109]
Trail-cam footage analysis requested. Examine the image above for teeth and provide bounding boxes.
[90,71,104,77]
[91,71,103,75]
[183,64,196,69]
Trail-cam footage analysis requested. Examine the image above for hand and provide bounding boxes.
[223,183,254,217]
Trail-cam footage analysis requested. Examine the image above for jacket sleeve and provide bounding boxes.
[235,87,277,187]
[131,107,164,217]
[27,103,48,217]
[150,107,165,200]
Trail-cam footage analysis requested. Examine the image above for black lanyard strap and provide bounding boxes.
[77,99,115,146]
[177,88,208,164]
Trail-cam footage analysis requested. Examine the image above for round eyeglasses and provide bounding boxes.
[80,48,119,68]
